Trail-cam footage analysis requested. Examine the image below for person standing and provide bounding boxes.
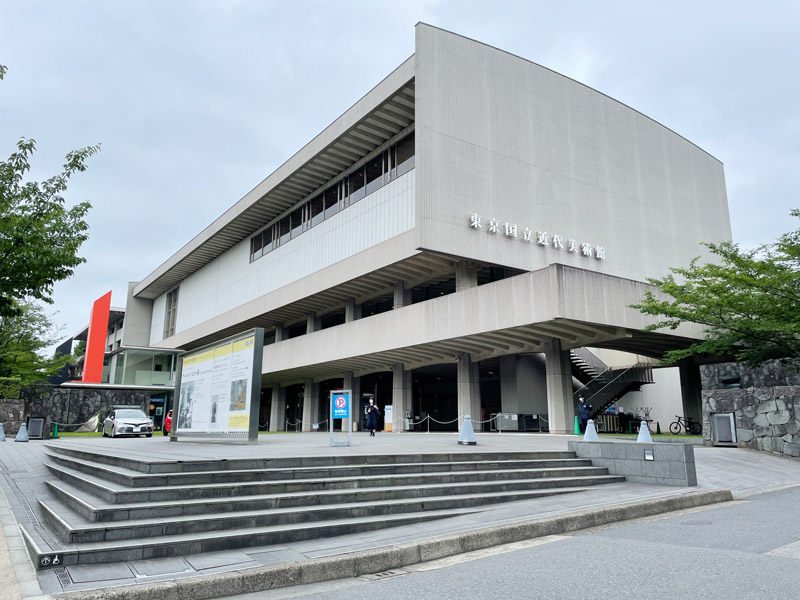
[366,397,380,437]
[577,396,591,434]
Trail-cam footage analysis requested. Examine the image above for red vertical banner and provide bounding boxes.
[82,291,112,383]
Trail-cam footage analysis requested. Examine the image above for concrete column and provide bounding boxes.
[269,386,286,432]
[393,281,411,309]
[518,354,548,415]
[344,371,361,430]
[455,260,478,292]
[392,363,412,432]
[544,339,574,434]
[306,312,319,334]
[457,353,481,431]
[345,298,361,322]
[275,324,286,342]
[301,378,319,432]
[679,358,703,423]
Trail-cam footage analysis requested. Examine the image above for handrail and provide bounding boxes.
[569,347,608,375]
[579,362,652,404]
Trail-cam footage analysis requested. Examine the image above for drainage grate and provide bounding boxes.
[54,567,72,587]
[360,569,409,582]
[8,479,64,550]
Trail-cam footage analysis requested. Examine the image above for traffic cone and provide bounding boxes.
[656,421,661,435]
[15,423,29,442]
[573,416,581,435]
[0,423,5,442]
[52,423,59,439]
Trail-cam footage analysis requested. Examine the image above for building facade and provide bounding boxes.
[119,25,730,434]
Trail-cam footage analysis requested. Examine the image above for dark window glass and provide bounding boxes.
[262,226,274,256]
[251,231,263,260]
[290,207,304,239]
[365,155,383,195]
[339,178,348,206]
[348,167,365,204]
[320,310,346,330]
[286,321,307,339]
[396,133,415,177]
[279,216,291,245]
[310,195,324,227]
[324,186,339,219]
[389,145,397,180]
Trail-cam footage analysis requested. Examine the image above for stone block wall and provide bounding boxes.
[0,398,25,435]
[701,360,800,390]
[702,386,800,457]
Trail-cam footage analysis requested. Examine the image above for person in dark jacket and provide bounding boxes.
[577,396,591,433]
[366,397,380,437]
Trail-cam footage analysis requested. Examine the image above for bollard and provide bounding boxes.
[583,419,599,442]
[15,423,29,442]
[458,415,477,446]
[574,416,581,435]
[0,423,5,442]
[52,423,59,439]
[637,421,654,443]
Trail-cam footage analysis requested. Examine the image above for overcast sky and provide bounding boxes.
[1,0,798,348]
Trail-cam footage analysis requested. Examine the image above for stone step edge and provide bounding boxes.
[45,472,621,520]
[45,452,593,484]
[22,507,468,568]
[40,486,585,541]
[43,443,576,473]
[26,489,735,598]
[43,461,611,496]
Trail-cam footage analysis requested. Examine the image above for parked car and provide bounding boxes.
[102,409,154,438]
[163,409,173,436]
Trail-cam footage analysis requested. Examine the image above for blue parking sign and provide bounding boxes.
[332,392,350,419]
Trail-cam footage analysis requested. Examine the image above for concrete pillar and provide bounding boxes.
[392,363,412,432]
[343,371,361,430]
[457,353,481,431]
[393,281,411,309]
[269,386,286,432]
[345,298,361,322]
[544,339,573,434]
[301,378,319,432]
[518,354,548,415]
[306,312,319,334]
[455,260,478,292]
[500,355,518,414]
[679,358,703,424]
[275,324,286,342]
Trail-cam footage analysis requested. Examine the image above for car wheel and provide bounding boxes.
[110,428,116,438]
[102,429,108,437]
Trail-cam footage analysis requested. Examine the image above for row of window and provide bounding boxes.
[250,133,415,262]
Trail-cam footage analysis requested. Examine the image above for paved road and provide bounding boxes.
[233,483,800,600]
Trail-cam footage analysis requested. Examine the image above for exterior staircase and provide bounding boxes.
[570,348,654,418]
[25,444,626,569]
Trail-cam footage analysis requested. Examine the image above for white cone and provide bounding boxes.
[458,415,477,445]
[15,423,29,442]
[583,419,599,442]
[0,423,5,442]
[637,421,654,443]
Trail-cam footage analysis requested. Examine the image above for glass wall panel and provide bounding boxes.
[310,195,324,227]
[251,231,263,260]
[396,133,415,177]
[324,186,339,219]
[365,155,383,195]
[290,207,304,239]
[262,226,274,256]
[348,167,365,204]
[279,216,291,245]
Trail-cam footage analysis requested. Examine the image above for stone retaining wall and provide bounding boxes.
[702,386,800,457]
[0,398,25,435]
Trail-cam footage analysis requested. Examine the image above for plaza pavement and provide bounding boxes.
[1,431,800,599]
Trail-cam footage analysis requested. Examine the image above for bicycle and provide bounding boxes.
[669,415,702,435]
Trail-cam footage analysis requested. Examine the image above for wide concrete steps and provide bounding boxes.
[28,446,626,568]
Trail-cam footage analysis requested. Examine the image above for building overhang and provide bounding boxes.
[259,264,705,386]
[134,57,416,301]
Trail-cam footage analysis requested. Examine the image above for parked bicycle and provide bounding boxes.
[669,415,702,435]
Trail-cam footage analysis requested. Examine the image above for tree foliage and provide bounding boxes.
[0,63,100,318]
[0,300,70,387]
[633,210,800,368]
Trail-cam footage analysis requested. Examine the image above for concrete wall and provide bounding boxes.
[620,367,684,433]
[122,282,153,347]
[414,24,730,282]
[569,440,697,486]
[151,171,415,345]
[703,386,800,457]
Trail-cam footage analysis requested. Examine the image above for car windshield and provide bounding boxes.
[116,410,147,419]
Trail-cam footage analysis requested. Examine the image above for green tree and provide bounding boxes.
[0,300,70,387]
[632,210,800,368]
[0,63,100,318]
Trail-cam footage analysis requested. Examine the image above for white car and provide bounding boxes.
[102,409,154,438]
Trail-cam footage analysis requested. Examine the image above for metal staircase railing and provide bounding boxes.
[573,362,654,419]
[569,348,608,383]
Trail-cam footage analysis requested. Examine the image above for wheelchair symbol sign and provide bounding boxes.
[39,553,62,568]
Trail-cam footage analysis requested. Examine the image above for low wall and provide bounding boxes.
[0,398,25,435]
[568,440,697,486]
[702,386,800,457]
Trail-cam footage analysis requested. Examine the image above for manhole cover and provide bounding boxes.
[360,569,408,582]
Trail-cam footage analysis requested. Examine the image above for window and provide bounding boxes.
[348,167,365,204]
[251,231,264,261]
[365,155,383,195]
[290,207,304,239]
[396,133,414,177]
[324,186,339,219]
[164,288,179,338]
[310,194,324,227]
[278,215,291,246]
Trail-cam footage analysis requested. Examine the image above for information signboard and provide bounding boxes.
[171,328,264,443]
[329,389,352,447]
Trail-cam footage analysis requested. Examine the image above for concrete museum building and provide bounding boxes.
[117,24,731,436]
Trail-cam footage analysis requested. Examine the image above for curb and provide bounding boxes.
[33,489,733,599]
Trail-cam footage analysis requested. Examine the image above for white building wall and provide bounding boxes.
[150,171,415,344]
[414,24,731,283]
[619,367,684,433]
